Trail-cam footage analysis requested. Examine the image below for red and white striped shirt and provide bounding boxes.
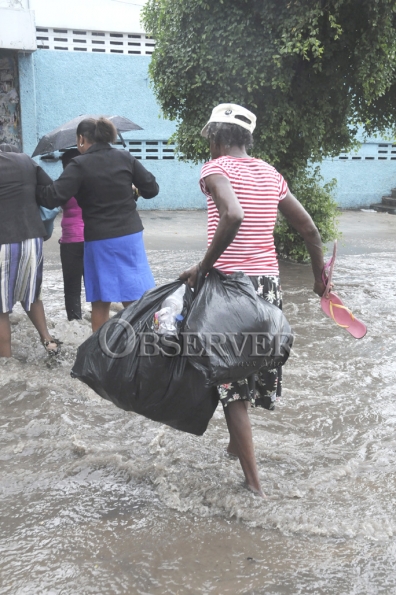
[200,156,288,276]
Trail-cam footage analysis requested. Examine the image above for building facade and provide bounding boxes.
[1,0,396,209]
[0,0,36,149]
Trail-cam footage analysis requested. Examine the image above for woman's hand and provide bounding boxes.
[132,184,140,201]
[179,263,201,288]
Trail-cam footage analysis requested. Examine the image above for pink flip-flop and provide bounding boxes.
[320,241,367,339]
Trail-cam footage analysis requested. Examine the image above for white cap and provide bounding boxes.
[201,103,256,137]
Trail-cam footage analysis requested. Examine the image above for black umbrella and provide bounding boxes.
[32,115,143,157]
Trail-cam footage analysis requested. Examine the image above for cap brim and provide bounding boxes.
[200,122,210,138]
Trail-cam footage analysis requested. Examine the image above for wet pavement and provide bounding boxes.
[1,209,396,594]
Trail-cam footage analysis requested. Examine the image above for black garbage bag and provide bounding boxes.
[71,281,219,436]
[183,269,294,386]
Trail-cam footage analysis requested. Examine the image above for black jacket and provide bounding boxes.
[37,143,159,241]
[0,152,51,244]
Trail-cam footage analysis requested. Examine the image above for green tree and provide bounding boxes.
[142,0,396,258]
[274,167,339,261]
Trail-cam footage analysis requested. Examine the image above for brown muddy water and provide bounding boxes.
[1,213,396,594]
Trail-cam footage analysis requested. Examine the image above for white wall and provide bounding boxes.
[30,0,147,33]
[0,2,36,50]
[0,1,29,9]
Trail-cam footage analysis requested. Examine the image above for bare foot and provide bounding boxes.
[245,483,266,498]
[226,443,239,457]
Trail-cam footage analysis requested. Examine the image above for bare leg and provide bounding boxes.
[0,313,12,358]
[227,400,249,456]
[91,301,111,332]
[25,300,58,350]
[224,400,264,497]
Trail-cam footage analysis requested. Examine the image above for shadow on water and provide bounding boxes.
[1,226,396,593]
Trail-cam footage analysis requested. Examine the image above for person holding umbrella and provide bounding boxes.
[37,117,159,332]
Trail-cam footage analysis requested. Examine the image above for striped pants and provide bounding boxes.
[0,238,43,314]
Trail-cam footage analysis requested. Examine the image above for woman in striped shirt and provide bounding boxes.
[180,103,326,497]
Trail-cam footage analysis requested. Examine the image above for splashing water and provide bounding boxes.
[1,226,396,594]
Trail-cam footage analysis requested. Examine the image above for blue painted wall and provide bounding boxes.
[18,49,396,209]
[18,50,205,210]
[320,156,396,209]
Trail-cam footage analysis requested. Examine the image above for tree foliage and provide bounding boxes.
[274,167,339,262]
[143,0,396,177]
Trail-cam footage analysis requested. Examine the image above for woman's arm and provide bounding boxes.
[179,173,244,287]
[278,190,326,296]
[36,160,83,208]
[34,162,53,186]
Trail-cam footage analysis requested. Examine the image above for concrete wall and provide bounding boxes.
[18,50,205,209]
[29,0,144,32]
[0,1,29,8]
[0,2,36,51]
[320,158,396,209]
[0,50,21,148]
[17,42,396,210]
[320,137,396,208]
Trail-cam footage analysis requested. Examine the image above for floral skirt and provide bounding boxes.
[217,275,283,411]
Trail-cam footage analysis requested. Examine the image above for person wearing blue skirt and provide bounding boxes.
[37,117,159,331]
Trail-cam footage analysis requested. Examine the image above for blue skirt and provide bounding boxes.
[84,232,155,302]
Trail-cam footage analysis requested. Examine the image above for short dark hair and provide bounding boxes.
[76,117,117,145]
[0,143,20,153]
[206,122,253,150]
[60,148,80,169]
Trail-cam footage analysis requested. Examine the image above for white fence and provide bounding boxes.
[114,140,176,160]
[39,141,176,162]
[330,143,396,161]
[36,27,155,55]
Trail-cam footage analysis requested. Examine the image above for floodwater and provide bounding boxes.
[1,213,396,594]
